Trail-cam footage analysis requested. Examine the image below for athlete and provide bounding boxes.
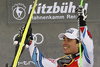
[13,6,94,67]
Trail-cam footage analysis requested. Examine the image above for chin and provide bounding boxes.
[63,52,71,55]
[63,52,69,55]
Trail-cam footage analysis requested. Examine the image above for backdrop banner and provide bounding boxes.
[7,0,99,24]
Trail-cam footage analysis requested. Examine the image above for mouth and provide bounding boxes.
[63,47,69,49]
[63,46,69,54]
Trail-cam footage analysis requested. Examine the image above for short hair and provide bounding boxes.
[76,39,84,52]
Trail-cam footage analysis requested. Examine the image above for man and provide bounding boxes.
[13,6,94,67]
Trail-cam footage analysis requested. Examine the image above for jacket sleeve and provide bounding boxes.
[28,40,57,67]
[80,26,94,67]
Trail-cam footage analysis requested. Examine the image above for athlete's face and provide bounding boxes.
[62,36,79,55]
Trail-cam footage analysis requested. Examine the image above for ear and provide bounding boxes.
[76,43,79,48]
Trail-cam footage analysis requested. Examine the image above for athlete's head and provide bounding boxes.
[58,28,81,55]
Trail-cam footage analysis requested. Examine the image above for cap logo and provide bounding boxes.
[66,29,74,34]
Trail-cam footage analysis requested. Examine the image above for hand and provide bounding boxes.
[75,6,87,21]
[13,25,33,48]
[26,24,33,40]
[19,24,33,39]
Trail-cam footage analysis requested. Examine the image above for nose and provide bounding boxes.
[62,41,68,46]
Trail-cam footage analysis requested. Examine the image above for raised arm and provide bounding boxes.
[76,6,94,67]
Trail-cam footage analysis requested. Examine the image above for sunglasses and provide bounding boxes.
[57,55,75,67]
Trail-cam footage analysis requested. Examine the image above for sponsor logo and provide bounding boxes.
[18,61,34,65]
[28,1,88,20]
[32,33,44,44]
[12,2,88,21]
[28,2,88,14]
[13,33,44,45]
[66,29,74,34]
[12,3,26,20]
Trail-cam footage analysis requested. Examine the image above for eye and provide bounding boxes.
[67,38,72,42]
[63,37,65,41]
